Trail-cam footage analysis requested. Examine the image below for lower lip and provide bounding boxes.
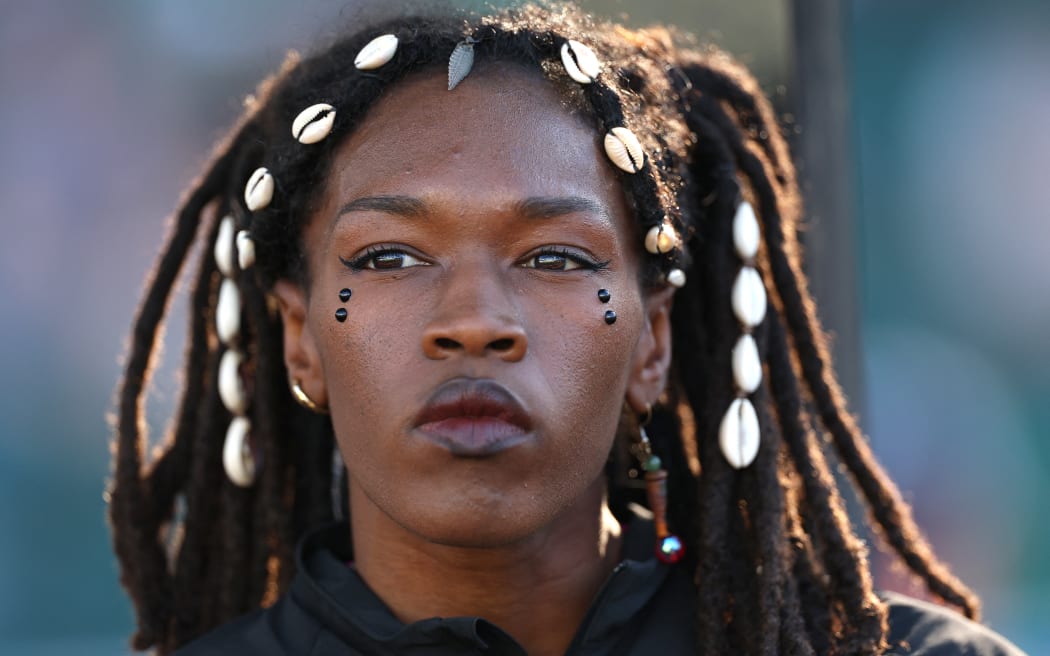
[415,418,530,456]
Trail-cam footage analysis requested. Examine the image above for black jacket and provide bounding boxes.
[177,514,1026,655]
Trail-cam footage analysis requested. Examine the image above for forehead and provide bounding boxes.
[318,62,629,216]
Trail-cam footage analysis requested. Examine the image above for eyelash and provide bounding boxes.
[522,247,609,272]
[339,245,610,273]
[339,245,429,272]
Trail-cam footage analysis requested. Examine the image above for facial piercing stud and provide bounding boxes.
[338,288,352,302]
[604,310,617,325]
[597,288,611,303]
[335,308,348,322]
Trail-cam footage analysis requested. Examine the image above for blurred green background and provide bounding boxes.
[1,0,1045,653]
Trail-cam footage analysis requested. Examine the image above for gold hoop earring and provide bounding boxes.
[291,379,328,414]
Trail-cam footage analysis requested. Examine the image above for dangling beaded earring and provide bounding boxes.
[633,405,684,564]
[718,199,766,469]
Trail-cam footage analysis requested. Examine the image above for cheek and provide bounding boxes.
[539,307,638,392]
[518,279,642,466]
[311,294,417,428]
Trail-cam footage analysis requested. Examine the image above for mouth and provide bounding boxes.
[412,378,533,457]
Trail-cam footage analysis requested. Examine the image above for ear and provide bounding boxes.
[272,279,328,408]
[625,286,675,415]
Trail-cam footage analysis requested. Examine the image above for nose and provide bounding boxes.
[421,271,528,362]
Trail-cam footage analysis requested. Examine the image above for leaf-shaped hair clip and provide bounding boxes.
[448,36,477,91]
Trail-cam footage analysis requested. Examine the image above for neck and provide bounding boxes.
[350,480,623,656]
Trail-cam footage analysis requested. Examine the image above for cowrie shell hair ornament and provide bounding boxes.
[223,416,256,487]
[719,397,760,469]
[604,127,645,173]
[448,37,476,91]
[666,268,687,288]
[560,40,601,84]
[216,278,241,345]
[645,223,677,254]
[354,34,398,70]
[721,197,768,469]
[733,201,760,260]
[214,215,236,277]
[218,349,247,415]
[731,334,763,394]
[731,266,767,329]
[244,167,274,211]
[236,230,255,270]
[292,103,335,144]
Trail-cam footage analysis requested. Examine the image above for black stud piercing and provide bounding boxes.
[335,308,348,322]
[339,288,352,302]
[597,289,611,303]
[604,310,617,325]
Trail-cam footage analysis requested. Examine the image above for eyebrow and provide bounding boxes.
[336,195,426,218]
[512,196,607,221]
[336,194,607,223]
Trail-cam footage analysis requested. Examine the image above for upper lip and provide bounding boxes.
[413,378,533,431]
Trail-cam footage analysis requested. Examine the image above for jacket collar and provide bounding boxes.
[288,504,672,654]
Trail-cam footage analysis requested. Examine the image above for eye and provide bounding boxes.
[341,246,430,271]
[520,248,607,272]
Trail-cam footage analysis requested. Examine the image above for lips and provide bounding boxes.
[412,378,533,456]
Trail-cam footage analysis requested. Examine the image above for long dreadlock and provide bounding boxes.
[108,4,979,654]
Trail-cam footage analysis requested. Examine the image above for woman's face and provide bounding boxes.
[277,64,672,547]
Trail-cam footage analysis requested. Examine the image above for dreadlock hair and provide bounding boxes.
[108,3,980,654]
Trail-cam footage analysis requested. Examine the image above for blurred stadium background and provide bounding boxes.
[1,0,1045,652]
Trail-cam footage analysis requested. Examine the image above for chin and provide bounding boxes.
[395,494,560,549]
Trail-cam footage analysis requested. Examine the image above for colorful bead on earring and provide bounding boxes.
[635,409,684,564]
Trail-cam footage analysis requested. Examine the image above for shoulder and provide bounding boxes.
[883,591,1027,655]
[173,594,323,656]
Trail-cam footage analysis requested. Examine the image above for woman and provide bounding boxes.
[108,4,1025,654]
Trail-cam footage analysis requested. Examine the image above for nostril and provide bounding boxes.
[488,338,515,352]
[435,337,460,350]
